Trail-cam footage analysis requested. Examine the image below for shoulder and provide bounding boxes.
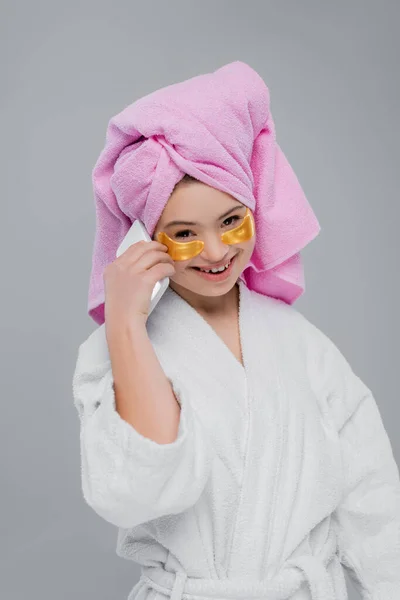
[245,286,333,356]
[273,294,370,429]
[247,288,364,412]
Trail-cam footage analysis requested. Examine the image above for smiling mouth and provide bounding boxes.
[190,254,237,276]
[192,256,234,273]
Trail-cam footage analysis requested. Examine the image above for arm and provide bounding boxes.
[72,323,215,529]
[320,340,400,599]
[107,321,182,445]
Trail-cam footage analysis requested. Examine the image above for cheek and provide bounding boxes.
[239,237,256,258]
[172,261,192,276]
[247,236,256,254]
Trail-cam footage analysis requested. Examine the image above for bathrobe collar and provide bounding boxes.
[147,279,272,383]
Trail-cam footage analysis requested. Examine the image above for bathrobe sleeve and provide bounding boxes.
[72,327,216,529]
[320,338,400,599]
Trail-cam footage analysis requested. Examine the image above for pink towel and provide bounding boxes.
[88,60,320,325]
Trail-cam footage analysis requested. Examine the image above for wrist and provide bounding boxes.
[105,316,148,345]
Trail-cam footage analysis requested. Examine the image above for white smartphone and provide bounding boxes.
[116,219,170,315]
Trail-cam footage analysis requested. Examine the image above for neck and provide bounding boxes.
[169,280,240,317]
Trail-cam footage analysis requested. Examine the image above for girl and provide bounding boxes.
[72,62,400,600]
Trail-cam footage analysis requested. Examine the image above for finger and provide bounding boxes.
[132,249,174,272]
[145,261,176,283]
[118,240,169,263]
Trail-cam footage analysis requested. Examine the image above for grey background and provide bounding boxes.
[2,1,399,599]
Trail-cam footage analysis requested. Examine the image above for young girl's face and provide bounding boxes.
[152,180,256,298]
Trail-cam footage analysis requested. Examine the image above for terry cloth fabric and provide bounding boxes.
[88,60,321,325]
[73,279,400,598]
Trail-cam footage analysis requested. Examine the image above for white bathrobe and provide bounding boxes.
[72,279,400,600]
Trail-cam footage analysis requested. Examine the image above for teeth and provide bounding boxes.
[200,259,231,273]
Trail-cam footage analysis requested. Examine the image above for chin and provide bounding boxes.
[194,284,236,297]
[170,276,238,297]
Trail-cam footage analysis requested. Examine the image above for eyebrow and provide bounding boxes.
[164,203,245,228]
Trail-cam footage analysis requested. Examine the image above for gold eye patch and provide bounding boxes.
[156,206,255,261]
[220,206,255,246]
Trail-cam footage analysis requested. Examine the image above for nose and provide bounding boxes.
[198,232,231,263]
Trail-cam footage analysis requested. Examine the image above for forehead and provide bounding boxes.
[160,182,241,222]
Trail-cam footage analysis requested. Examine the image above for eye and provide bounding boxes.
[174,229,194,239]
[173,215,242,239]
[223,215,240,227]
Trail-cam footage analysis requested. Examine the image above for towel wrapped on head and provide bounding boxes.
[88,60,320,325]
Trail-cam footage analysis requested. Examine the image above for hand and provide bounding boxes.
[103,240,175,331]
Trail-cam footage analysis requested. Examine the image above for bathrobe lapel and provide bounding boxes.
[146,278,281,406]
[147,280,246,390]
[146,279,280,497]
[146,279,343,576]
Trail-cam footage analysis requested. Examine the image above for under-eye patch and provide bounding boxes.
[157,206,255,261]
